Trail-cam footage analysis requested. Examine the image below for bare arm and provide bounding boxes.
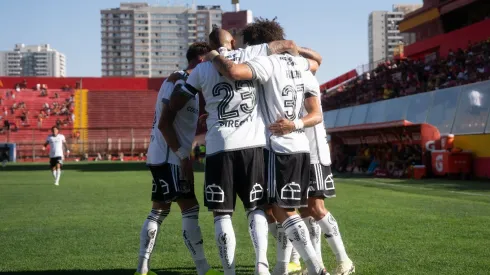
[302,95,322,127]
[63,140,70,153]
[158,86,193,155]
[269,94,322,136]
[299,47,323,66]
[211,54,254,81]
[268,40,299,56]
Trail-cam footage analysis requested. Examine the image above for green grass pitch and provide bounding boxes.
[1,162,490,274]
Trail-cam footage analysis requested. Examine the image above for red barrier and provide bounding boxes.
[0,77,165,91]
[319,69,358,91]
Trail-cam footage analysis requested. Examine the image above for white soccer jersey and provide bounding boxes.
[183,44,269,155]
[303,71,332,166]
[246,54,316,154]
[46,134,66,158]
[146,71,199,166]
[221,43,269,63]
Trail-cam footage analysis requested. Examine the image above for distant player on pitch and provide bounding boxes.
[43,126,70,186]
[135,42,220,275]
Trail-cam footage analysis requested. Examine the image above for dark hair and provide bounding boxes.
[186,42,211,62]
[242,17,285,46]
[51,126,59,131]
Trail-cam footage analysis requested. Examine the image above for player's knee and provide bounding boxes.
[177,197,199,213]
[298,207,310,218]
[152,201,171,211]
[264,206,276,223]
[213,211,232,218]
[309,199,327,220]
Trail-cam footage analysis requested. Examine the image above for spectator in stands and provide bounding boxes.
[0,96,3,106]
[56,118,62,128]
[322,39,490,111]
[40,88,48,97]
[20,111,28,126]
[37,114,43,129]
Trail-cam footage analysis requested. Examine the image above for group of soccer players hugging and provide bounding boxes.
[139,19,355,275]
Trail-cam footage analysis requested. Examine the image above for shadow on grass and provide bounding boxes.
[1,162,206,173]
[0,266,254,275]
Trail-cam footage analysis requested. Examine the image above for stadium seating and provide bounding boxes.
[322,39,490,111]
[85,90,156,155]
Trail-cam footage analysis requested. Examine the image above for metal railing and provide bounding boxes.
[0,127,152,162]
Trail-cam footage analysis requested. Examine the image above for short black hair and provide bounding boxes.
[186,42,211,62]
[242,17,285,46]
[51,126,59,131]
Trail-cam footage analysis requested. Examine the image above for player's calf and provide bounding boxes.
[178,198,213,275]
[137,201,171,275]
[213,212,236,275]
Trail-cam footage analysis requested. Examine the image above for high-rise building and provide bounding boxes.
[368,4,422,66]
[0,44,66,77]
[100,2,222,78]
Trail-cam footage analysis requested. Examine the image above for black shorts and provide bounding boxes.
[149,164,195,204]
[309,164,336,198]
[49,157,63,168]
[204,147,266,212]
[265,150,310,209]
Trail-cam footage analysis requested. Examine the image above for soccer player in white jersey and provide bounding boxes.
[210,48,328,275]
[135,43,220,275]
[181,28,305,275]
[272,71,355,275]
[43,126,69,186]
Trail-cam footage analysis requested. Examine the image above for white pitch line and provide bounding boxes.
[343,178,490,198]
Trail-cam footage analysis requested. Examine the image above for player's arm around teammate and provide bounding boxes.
[158,81,195,188]
[268,94,323,136]
[207,49,319,81]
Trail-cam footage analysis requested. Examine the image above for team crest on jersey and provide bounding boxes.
[205,184,225,203]
[249,183,264,202]
[156,179,170,195]
[280,182,301,200]
[324,173,335,190]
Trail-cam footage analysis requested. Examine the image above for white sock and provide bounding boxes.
[137,209,170,274]
[283,215,323,274]
[182,205,210,275]
[247,209,270,274]
[290,248,300,264]
[318,212,349,262]
[214,215,236,275]
[304,216,323,264]
[55,169,61,183]
[269,222,278,239]
[52,170,56,179]
[272,224,293,275]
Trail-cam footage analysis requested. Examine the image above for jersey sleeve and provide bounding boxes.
[61,135,66,142]
[296,56,310,72]
[243,44,270,59]
[181,65,202,96]
[160,80,175,104]
[304,73,321,97]
[245,56,274,83]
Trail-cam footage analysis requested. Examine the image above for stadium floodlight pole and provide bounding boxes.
[232,0,240,12]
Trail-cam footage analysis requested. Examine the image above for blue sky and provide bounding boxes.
[0,0,422,83]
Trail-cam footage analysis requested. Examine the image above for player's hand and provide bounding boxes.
[166,72,182,83]
[198,113,208,130]
[66,150,70,157]
[180,157,194,186]
[269,118,295,136]
[42,146,46,151]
